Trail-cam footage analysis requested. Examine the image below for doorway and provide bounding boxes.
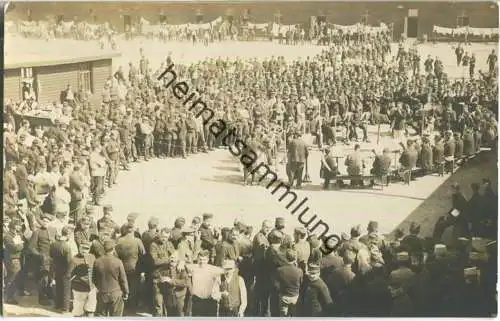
[406,16,418,38]
[123,15,131,31]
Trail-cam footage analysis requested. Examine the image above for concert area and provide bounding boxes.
[2,1,498,318]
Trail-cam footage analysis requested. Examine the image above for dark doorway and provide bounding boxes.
[159,14,167,24]
[457,15,470,27]
[123,15,131,31]
[407,16,418,38]
[57,15,64,24]
[317,15,326,24]
[196,13,203,23]
[226,15,234,24]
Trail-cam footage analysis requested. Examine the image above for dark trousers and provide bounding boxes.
[90,176,104,204]
[192,296,217,316]
[287,162,305,188]
[165,136,175,157]
[125,270,139,310]
[5,258,24,301]
[253,276,270,316]
[219,306,239,317]
[54,274,71,311]
[96,291,124,316]
[38,263,54,305]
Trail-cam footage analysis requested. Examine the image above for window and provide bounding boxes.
[78,63,92,93]
[159,14,167,24]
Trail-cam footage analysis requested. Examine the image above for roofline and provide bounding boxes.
[5,52,122,69]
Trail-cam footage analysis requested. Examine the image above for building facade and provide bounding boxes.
[4,53,119,104]
[5,2,499,39]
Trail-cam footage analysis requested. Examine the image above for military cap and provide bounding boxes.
[275,217,286,228]
[294,226,307,236]
[148,216,159,227]
[103,204,113,212]
[367,221,378,232]
[103,240,116,252]
[350,225,362,237]
[174,217,186,228]
[202,213,213,220]
[127,212,139,221]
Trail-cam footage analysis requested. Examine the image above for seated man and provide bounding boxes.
[320,148,341,189]
[344,144,363,187]
[370,148,392,185]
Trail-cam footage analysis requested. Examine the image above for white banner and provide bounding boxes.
[433,25,499,37]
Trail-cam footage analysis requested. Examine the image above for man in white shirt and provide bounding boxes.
[188,250,224,316]
[212,259,247,317]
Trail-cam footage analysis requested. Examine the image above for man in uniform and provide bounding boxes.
[287,131,309,189]
[293,227,310,274]
[69,162,86,224]
[161,252,190,316]
[93,239,129,316]
[89,144,106,205]
[104,134,120,186]
[253,220,273,316]
[298,263,333,317]
[115,224,145,312]
[199,213,219,264]
[96,205,119,237]
[370,148,392,185]
[272,217,293,249]
[273,249,303,316]
[4,218,27,304]
[214,228,240,267]
[28,215,57,305]
[150,227,176,316]
[50,226,74,313]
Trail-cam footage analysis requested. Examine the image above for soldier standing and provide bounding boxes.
[199,213,219,264]
[4,219,27,304]
[150,228,176,316]
[93,239,129,316]
[161,252,190,316]
[298,263,333,317]
[115,224,145,312]
[69,241,97,317]
[50,226,74,313]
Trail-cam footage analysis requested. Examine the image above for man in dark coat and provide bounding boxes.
[272,249,303,316]
[298,263,333,316]
[15,157,29,200]
[198,213,219,264]
[115,224,145,312]
[252,220,273,316]
[150,228,176,316]
[287,132,309,188]
[28,215,57,305]
[93,239,129,316]
[50,226,74,312]
[321,147,341,189]
[160,252,190,316]
[370,148,392,185]
[69,162,86,224]
[4,219,27,304]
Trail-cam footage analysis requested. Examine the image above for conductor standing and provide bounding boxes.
[287,132,309,189]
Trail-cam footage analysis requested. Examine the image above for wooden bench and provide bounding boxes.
[330,174,388,190]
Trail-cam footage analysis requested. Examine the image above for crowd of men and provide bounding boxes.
[3,18,499,316]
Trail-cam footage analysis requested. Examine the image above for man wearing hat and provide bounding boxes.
[69,241,97,317]
[293,227,310,273]
[158,251,190,316]
[69,161,86,224]
[93,239,129,316]
[28,214,57,305]
[298,263,333,316]
[360,220,386,252]
[272,249,303,316]
[125,212,142,239]
[115,224,145,312]
[287,131,309,189]
[252,220,273,316]
[214,228,240,268]
[273,217,293,249]
[171,217,186,247]
[96,205,119,238]
[388,252,415,316]
[177,226,201,264]
[4,218,27,304]
[50,225,74,312]
[199,213,219,263]
[150,227,176,316]
[212,259,248,317]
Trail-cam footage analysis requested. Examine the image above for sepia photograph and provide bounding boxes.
[2,0,498,317]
